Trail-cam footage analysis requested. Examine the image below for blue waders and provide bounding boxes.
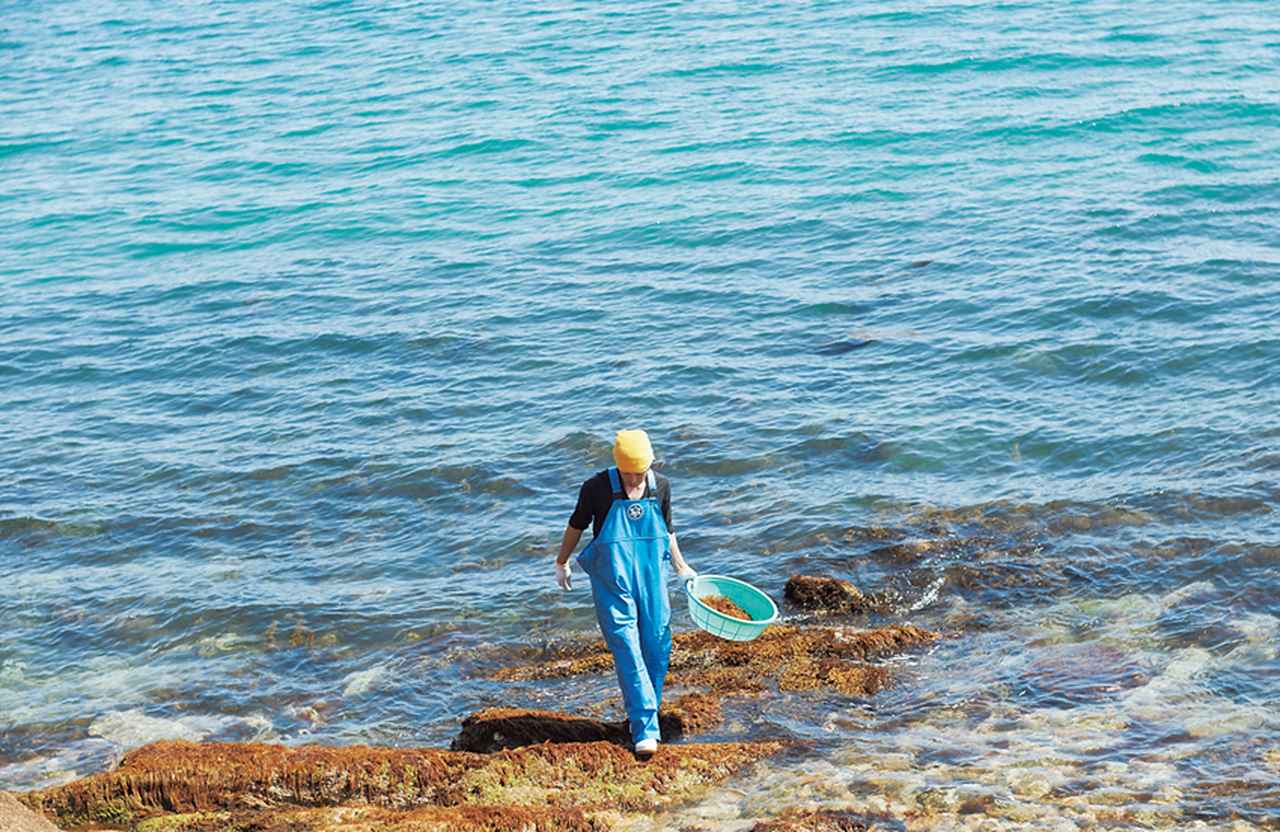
[576,468,672,745]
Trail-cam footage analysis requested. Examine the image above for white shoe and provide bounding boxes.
[634,739,658,759]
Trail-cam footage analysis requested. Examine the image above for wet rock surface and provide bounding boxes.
[126,805,610,831]
[15,621,945,831]
[22,739,785,830]
[451,693,723,753]
[784,576,882,615]
[494,624,940,698]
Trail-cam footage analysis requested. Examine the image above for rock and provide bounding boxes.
[816,339,875,356]
[784,576,876,615]
[24,739,785,830]
[987,796,1041,823]
[840,526,904,543]
[777,657,890,697]
[868,536,1002,564]
[451,693,723,752]
[751,809,885,831]
[913,786,962,814]
[0,792,60,832]
[1004,769,1053,799]
[132,806,612,831]
[494,625,939,699]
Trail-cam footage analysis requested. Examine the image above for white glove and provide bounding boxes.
[677,564,697,583]
[555,560,573,591]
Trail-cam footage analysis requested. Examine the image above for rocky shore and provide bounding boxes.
[15,577,940,831]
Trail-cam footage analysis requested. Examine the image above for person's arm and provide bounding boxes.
[662,478,695,580]
[557,478,597,590]
[557,525,583,566]
[669,533,694,578]
[555,524,584,590]
[665,473,696,576]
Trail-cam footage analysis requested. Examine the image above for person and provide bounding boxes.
[554,429,697,759]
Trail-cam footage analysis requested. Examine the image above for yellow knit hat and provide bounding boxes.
[613,429,654,473]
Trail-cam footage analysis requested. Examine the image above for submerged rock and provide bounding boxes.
[868,536,999,563]
[750,809,887,831]
[816,339,875,356]
[495,625,939,698]
[451,693,723,752]
[22,739,784,830]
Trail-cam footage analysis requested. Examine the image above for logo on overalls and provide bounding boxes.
[627,504,644,520]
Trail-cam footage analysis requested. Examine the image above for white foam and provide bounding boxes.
[89,709,213,747]
[907,575,945,611]
[235,713,277,742]
[89,708,279,748]
[0,738,120,791]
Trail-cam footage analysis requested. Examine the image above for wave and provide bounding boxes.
[875,51,1169,77]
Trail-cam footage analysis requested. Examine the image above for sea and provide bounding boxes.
[1,1,1277,828]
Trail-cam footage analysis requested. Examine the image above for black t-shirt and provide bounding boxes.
[569,469,674,538]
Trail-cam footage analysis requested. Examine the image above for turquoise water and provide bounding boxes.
[2,0,1278,826]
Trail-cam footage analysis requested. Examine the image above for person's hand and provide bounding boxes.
[555,560,573,591]
[677,564,697,583]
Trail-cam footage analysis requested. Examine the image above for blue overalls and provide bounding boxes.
[576,467,672,745]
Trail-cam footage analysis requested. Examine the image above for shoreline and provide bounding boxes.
[16,604,941,831]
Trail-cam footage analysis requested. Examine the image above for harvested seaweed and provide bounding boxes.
[700,595,751,620]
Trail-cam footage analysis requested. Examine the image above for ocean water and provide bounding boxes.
[2,0,1277,827]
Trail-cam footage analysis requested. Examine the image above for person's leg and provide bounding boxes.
[591,578,660,744]
[638,615,672,714]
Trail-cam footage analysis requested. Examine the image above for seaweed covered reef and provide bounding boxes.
[452,693,724,753]
[17,576,947,831]
[784,576,886,616]
[21,739,783,831]
[495,623,940,698]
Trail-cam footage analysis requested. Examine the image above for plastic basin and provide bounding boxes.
[684,574,779,641]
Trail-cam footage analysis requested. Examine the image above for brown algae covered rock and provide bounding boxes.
[784,576,877,615]
[26,741,474,824]
[777,659,891,697]
[496,625,940,699]
[25,739,785,829]
[128,805,612,831]
[453,708,632,754]
[452,693,723,752]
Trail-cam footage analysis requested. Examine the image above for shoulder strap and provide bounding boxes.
[645,469,657,499]
[607,467,623,497]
